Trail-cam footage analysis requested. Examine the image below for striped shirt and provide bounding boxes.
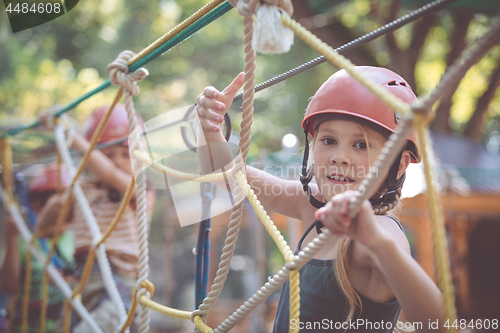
[69,181,155,277]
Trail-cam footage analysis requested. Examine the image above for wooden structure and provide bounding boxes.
[399,131,500,319]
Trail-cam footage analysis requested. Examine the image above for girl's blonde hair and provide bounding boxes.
[308,121,412,332]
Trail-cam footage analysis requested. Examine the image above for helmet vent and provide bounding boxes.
[388,81,397,86]
[399,82,407,87]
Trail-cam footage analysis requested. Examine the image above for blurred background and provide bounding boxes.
[1,0,500,332]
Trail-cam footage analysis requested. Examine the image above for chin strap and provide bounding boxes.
[369,151,404,207]
[300,119,327,210]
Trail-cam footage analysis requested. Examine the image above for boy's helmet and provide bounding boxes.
[302,66,420,163]
[29,164,69,193]
[84,104,143,146]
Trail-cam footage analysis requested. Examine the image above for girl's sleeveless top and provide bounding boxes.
[273,217,403,333]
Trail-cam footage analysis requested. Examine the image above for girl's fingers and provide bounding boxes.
[222,72,245,100]
[199,95,226,114]
[197,105,224,124]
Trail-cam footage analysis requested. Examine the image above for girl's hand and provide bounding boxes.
[196,72,244,133]
[35,193,69,236]
[315,191,387,249]
[38,105,63,131]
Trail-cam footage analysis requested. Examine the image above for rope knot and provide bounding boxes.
[107,51,149,96]
[229,0,292,17]
[230,153,246,179]
[136,279,155,303]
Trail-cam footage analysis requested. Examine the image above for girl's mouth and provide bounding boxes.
[327,175,355,183]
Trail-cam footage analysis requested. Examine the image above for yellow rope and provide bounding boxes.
[96,177,136,247]
[119,280,155,332]
[119,287,138,333]
[139,295,191,319]
[234,170,294,262]
[193,315,214,333]
[281,14,411,118]
[72,248,96,298]
[20,246,32,333]
[288,269,300,333]
[415,115,457,332]
[62,299,72,333]
[129,0,225,65]
[0,138,13,204]
[133,149,232,182]
[70,87,124,188]
[40,270,49,333]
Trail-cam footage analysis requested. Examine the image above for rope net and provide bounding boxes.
[1,0,497,332]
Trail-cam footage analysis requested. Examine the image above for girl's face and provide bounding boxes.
[101,145,132,174]
[313,119,387,202]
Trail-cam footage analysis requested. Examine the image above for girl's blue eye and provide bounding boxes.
[321,137,336,145]
[354,141,368,149]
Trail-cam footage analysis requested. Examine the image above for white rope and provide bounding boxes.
[107,50,151,333]
[55,125,128,327]
[0,183,103,333]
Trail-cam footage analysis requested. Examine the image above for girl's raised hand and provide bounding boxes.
[315,191,385,249]
[196,72,245,133]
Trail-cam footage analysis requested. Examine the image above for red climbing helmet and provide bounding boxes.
[29,164,69,193]
[84,104,143,146]
[302,66,421,163]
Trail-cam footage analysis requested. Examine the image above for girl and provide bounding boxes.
[196,67,443,332]
[1,165,75,333]
[37,104,155,332]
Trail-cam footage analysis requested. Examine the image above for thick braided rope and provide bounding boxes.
[0,184,103,333]
[132,149,232,182]
[214,229,334,332]
[415,117,457,331]
[191,5,257,326]
[107,49,151,333]
[54,124,129,325]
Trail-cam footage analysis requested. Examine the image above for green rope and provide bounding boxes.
[2,1,233,138]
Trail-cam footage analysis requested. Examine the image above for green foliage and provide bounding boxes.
[1,0,499,165]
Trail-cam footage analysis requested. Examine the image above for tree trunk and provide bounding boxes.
[291,0,377,66]
[463,63,500,141]
[431,13,473,133]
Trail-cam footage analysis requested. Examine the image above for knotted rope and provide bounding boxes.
[229,0,294,54]
[107,50,151,333]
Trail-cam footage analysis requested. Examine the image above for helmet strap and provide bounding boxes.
[300,120,326,209]
[369,150,404,207]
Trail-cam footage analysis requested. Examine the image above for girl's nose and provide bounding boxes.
[330,148,352,165]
